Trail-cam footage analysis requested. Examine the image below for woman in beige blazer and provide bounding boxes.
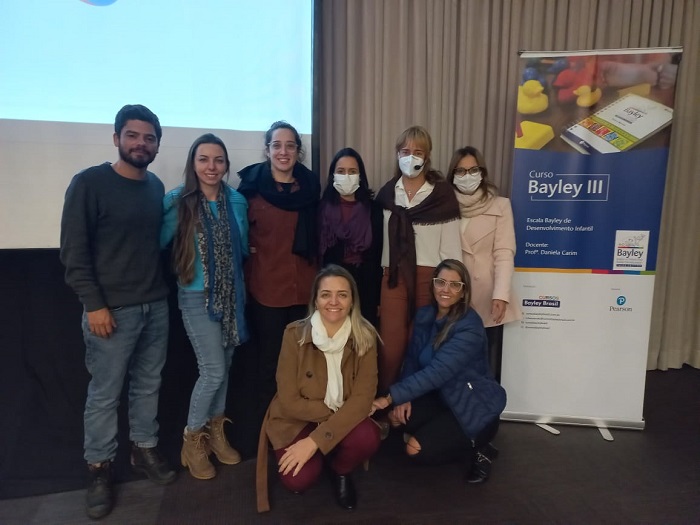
[446,146,521,381]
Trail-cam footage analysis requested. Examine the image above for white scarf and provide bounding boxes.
[310,310,351,412]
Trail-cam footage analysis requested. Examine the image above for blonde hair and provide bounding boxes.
[298,264,380,356]
[393,125,442,184]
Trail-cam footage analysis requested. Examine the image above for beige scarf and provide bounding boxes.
[454,187,494,218]
[310,310,351,412]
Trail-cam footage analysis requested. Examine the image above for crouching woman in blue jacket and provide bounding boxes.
[371,259,505,483]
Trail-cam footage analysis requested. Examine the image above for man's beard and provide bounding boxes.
[118,144,156,169]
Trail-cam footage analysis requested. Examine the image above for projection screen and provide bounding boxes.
[0,0,313,248]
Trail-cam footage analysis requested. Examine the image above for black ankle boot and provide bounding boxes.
[131,444,177,485]
[332,473,357,509]
[86,461,113,519]
[466,443,499,484]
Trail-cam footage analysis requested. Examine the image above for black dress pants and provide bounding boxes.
[247,298,307,419]
[404,391,499,466]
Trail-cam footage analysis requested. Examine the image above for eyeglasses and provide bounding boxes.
[268,141,298,153]
[452,166,482,177]
[432,277,465,292]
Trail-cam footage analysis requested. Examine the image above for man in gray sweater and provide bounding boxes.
[60,104,176,520]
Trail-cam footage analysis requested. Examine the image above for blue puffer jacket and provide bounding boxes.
[389,304,506,441]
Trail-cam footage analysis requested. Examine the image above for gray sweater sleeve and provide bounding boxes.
[60,173,105,311]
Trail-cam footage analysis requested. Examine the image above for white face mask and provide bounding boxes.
[453,170,482,194]
[398,154,424,178]
[332,173,360,196]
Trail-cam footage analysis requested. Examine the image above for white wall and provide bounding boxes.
[0,119,311,248]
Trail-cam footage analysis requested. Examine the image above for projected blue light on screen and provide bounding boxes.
[0,0,313,133]
[80,0,118,5]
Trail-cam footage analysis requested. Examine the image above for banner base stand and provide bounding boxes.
[528,422,618,440]
[597,426,615,441]
[502,412,645,431]
[536,423,560,435]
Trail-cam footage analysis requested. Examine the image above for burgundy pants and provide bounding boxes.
[274,418,380,494]
[378,266,434,391]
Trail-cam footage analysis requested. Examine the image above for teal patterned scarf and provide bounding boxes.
[197,189,240,347]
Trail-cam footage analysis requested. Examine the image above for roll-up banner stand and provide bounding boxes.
[502,48,682,435]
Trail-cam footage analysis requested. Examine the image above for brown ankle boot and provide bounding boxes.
[207,415,241,465]
[181,427,216,479]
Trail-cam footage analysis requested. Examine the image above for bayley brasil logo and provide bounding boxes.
[522,298,560,308]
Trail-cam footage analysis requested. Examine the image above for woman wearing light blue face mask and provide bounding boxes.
[447,146,521,383]
[375,126,462,408]
[319,148,383,327]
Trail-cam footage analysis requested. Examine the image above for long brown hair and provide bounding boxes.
[393,125,443,184]
[446,146,499,203]
[431,259,473,349]
[172,133,231,284]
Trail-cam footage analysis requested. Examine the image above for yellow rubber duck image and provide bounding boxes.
[517,80,548,114]
[573,85,602,107]
[515,121,554,150]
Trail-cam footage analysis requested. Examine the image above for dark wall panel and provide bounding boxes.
[0,249,259,499]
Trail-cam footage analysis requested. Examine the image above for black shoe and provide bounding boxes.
[332,473,357,510]
[86,462,113,520]
[466,443,499,484]
[376,420,391,441]
[131,444,177,485]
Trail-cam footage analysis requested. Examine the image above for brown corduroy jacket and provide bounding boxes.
[256,320,378,512]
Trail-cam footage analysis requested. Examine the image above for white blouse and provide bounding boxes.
[381,178,462,268]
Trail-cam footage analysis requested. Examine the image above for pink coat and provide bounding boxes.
[460,196,521,327]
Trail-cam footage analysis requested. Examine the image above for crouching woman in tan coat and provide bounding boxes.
[256,264,381,512]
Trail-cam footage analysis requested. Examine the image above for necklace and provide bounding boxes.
[406,185,420,198]
[403,174,424,199]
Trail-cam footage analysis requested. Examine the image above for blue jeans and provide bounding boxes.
[178,289,235,431]
[82,299,169,464]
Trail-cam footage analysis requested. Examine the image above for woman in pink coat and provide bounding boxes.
[446,146,521,382]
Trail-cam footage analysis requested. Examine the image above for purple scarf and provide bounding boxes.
[319,199,372,265]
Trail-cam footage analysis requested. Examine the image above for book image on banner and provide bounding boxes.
[613,230,650,271]
[512,49,680,154]
[560,94,673,154]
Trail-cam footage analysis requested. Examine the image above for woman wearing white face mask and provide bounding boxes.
[375,126,461,405]
[447,146,521,382]
[319,148,383,327]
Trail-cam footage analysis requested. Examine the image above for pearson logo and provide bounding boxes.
[610,296,632,312]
